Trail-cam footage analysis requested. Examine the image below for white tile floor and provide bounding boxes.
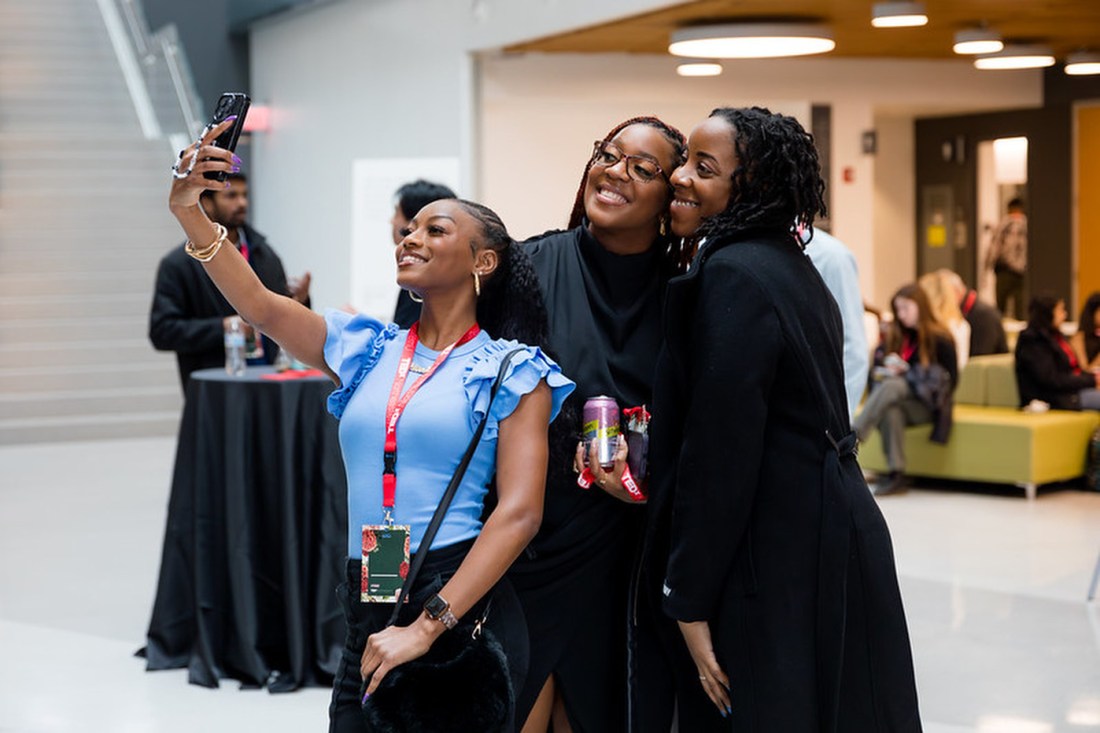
[1,437,1099,732]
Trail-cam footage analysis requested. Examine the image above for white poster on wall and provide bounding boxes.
[350,157,462,320]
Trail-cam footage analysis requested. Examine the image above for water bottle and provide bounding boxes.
[224,317,246,377]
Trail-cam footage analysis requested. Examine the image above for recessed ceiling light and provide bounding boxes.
[668,23,835,59]
[676,62,723,77]
[974,45,1056,70]
[871,1,928,28]
[953,28,1004,55]
[1065,51,1100,76]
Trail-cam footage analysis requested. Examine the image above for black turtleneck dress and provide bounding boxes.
[509,225,669,731]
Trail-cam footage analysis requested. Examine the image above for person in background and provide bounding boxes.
[1071,292,1100,372]
[391,179,457,328]
[920,270,971,369]
[644,106,921,731]
[164,122,574,732]
[513,116,687,733]
[1015,294,1100,411]
[854,283,958,496]
[149,171,311,390]
[939,268,1008,356]
[985,197,1027,320]
[804,229,870,419]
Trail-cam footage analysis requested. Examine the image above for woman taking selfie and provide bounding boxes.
[643,107,922,731]
[512,116,686,732]
[168,120,574,732]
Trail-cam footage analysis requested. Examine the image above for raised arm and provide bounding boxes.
[168,121,334,381]
[359,381,552,695]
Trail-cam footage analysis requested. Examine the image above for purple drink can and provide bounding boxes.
[583,396,620,469]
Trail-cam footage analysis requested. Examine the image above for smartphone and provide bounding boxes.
[203,92,251,181]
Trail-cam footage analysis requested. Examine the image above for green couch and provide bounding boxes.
[858,354,1100,499]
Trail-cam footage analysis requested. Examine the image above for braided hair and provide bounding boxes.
[698,107,826,248]
[566,116,690,273]
[453,199,575,495]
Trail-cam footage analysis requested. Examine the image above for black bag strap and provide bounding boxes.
[385,347,525,627]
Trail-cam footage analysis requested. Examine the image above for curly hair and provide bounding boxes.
[697,107,826,247]
[453,199,575,495]
[565,116,691,273]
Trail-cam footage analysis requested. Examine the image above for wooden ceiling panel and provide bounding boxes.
[505,0,1100,60]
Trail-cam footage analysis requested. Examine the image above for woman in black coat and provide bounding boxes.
[510,116,688,732]
[643,107,922,732]
[1015,294,1100,410]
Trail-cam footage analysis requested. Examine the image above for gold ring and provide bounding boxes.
[699,675,707,681]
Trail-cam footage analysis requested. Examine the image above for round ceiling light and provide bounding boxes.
[871,1,928,28]
[953,28,1003,55]
[974,45,1056,70]
[676,62,723,77]
[668,23,835,59]
[1065,51,1100,76]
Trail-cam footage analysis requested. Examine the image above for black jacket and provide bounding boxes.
[1015,326,1096,409]
[646,228,921,731]
[149,225,294,390]
[962,291,1009,356]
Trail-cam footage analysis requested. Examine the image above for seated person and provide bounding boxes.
[920,270,970,369]
[938,268,1008,356]
[1071,292,1100,372]
[854,284,957,495]
[1015,294,1100,411]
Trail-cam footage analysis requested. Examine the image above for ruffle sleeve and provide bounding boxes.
[462,339,574,441]
[323,309,399,419]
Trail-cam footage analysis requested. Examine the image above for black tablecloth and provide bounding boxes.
[140,367,348,691]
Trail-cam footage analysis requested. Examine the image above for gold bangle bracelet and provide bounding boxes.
[185,224,228,262]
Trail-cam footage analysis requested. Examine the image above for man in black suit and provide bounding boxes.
[149,172,311,390]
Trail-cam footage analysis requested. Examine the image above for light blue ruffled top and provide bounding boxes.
[323,310,574,556]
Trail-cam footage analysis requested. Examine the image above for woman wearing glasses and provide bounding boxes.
[510,117,687,732]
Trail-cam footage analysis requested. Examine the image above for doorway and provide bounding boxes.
[975,137,1028,314]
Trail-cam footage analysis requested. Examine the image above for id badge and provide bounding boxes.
[361,524,411,603]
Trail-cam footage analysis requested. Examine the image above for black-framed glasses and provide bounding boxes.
[590,141,668,184]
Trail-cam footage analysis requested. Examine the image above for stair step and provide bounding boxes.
[0,292,151,320]
[0,385,182,420]
[0,271,152,297]
[0,411,180,445]
[0,338,160,369]
[0,316,149,342]
[0,362,179,393]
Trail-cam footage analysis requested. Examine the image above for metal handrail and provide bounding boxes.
[108,0,204,146]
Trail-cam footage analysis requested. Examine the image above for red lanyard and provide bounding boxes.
[1055,334,1081,374]
[899,334,917,363]
[961,290,977,317]
[382,321,481,513]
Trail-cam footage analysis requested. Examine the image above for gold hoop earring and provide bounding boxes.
[407,290,423,303]
[473,271,481,297]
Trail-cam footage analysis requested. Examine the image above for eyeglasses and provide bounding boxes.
[590,141,668,184]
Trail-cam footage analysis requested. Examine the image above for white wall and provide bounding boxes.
[247,0,682,312]
[479,52,1043,303]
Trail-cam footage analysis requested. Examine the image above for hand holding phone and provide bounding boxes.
[203,92,250,181]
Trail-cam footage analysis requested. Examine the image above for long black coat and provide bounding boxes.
[645,228,922,732]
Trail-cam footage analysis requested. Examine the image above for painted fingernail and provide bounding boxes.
[726,705,733,714]
[225,115,238,122]
[231,165,241,173]
[721,709,728,718]
[232,154,242,165]
[361,691,370,704]
[224,181,230,189]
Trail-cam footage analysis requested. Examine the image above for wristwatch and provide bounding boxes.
[424,593,458,630]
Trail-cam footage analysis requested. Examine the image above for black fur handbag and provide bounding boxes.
[360,349,522,733]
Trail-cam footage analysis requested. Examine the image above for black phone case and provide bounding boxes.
[203,92,251,182]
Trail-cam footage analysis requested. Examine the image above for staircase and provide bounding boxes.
[0,0,184,444]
